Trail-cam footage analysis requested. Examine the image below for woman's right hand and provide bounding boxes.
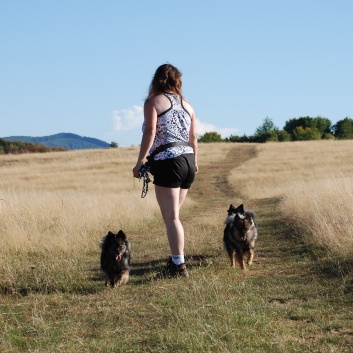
[132,161,143,178]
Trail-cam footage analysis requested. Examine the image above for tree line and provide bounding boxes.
[0,138,118,155]
[0,138,68,155]
[198,116,353,143]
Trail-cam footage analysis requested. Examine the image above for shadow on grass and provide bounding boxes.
[0,254,217,296]
[129,254,215,285]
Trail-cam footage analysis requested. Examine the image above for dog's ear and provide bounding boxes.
[245,211,256,219]
[245,213,252,220]
[117,230,127,240]
[107,231,115,237]
[237,204,244,214]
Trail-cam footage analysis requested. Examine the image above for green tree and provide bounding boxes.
[314,116,332,134]
[198,131,223,143]
[333,117,353,139]
[284,116,332,138]
[284,117,313,134]
[253,117,280,142]
[255,117,278,135]
[110,141,119,148]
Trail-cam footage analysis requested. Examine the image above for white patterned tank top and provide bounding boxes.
[144,93,194,160]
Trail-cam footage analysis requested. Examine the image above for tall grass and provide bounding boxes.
[229,140,353,258]
[0,148,161,293]
[281,175,353,257]
[2,141,352,272]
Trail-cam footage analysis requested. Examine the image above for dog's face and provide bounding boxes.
[101,229,130,287]
[233,213,255,241]
[243,214,255,232]
[105,230,128,260]
[233,213,245,231]
[227,203,244,216]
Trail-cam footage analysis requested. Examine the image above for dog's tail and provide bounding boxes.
[98,236,106,249]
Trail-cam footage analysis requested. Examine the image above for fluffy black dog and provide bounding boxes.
[100,230,130,287]
[223,204,258,271]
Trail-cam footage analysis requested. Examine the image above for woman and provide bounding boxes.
[133,64,198,278]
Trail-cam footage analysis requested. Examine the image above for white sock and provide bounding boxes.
[172,255,184,265]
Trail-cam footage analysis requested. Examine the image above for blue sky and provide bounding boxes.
[1,0,352,146]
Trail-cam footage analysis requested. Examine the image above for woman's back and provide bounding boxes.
[146,93,194,160]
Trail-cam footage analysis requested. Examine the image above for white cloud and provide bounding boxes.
[112,105,143,131]
[196,118,238,138]
[112,106,238,140]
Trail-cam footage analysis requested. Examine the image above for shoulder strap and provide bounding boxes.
[164,93,181,107]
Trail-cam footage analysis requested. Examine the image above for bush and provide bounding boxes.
[225,134,252,143]
[292,126,322,141]
[277,130,291,141]
[198,131,223,143]
[322,133,335,140]
[0,138,66,155]
[253,131,279,143]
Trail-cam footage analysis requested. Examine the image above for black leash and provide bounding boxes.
[138,164,151,198]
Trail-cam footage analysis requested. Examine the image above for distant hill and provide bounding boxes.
[3,133,111,150]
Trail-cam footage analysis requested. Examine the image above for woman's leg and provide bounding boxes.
[155,185,188,255]
[179,187,189,209]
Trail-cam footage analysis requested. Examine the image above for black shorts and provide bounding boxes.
[152,154,196,189]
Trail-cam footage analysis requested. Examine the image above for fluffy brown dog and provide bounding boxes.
[223,204,258,271]
[100,230,130,287]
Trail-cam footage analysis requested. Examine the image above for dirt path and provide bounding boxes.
[176,143,265,269]
[190,143,257,203]
[183,143,304,272]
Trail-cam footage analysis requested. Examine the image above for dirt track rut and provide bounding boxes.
[188,143,258,212]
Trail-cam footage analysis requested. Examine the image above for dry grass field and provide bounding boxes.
[229,140,353,259]
[0,148,161,293]
[1,141,353,352]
